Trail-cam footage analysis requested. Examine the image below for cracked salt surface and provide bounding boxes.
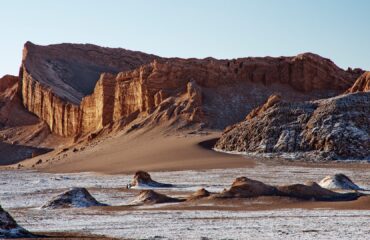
[1,163,369,239]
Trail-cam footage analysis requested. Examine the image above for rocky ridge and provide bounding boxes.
[215,72,370,161]
[19,43,362,137]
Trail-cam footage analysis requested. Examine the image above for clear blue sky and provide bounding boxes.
[1,0,369,77]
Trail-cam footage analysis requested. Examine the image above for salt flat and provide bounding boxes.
[1,162,369,240]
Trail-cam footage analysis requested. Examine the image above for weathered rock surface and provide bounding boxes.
[318,174,363,190]
[42,187,106,209]
[0,204,34,238]
[213,177,364,201]
[130,190,183,205]
[346,71,370,93]
[21,42,159,136]
[127,171,173,188]
[276,181,362,201]
[213,177,278,198]
[187,188,211,201]
[215,90,370,161]
[19,43,362,137]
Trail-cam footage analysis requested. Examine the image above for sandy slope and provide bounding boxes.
[10,129,253,174]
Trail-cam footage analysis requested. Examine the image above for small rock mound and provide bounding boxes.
[277,181,362,201]
[187,188,211,201]
[128,171,173,188]
[0,205,34,238]
[213,177,277,198]
[319,174,363,190]
[42,187,107,209]
[131,190,183,205]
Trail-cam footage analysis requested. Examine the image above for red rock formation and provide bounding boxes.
[20,43,363,137]
[21,42,159,137]
[346,71,370,93]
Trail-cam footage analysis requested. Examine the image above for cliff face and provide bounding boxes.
[20,43,363,137]
[21,42,160,136]
[215,75,370,161]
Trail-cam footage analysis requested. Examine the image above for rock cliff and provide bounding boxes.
[20,43,363,137]
[215,75,370,161]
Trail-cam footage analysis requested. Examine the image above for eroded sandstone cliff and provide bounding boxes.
[20,43,363,137]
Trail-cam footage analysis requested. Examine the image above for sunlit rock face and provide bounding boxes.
[346,71,370,93]
[20,42,362,137]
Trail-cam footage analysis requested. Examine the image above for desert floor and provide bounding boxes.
[1,131,370,239]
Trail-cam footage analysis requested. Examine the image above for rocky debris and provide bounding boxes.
[130,190,183,205]
[0,204,34,238]
[215,90,370,161]
[127,171,173,188]
[318,174,364,191]
[213,177,364,201]
[42,187,107,209]
[276,181,362,201]
[213,177,277,198]
[346,71,370,93]
[187,188,211,201]
[20,42,362,137]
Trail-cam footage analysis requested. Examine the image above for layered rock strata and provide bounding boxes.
[20,43,362,137]
[215,82,370,161]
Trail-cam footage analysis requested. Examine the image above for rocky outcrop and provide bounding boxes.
[212,177,364,201]
[42,187,107,209]
[19,43,362,137]
[130,190,183,205]
[127,171,173,188]
[318,174,363,190]
[276,181,362,201]
[215,90,370,161]
[346,71,370,93]
[0,205,34,238]
[187,188,211,201]
[213,177,277,198]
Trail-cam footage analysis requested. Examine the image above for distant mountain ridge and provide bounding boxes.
[18,42,363,137]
